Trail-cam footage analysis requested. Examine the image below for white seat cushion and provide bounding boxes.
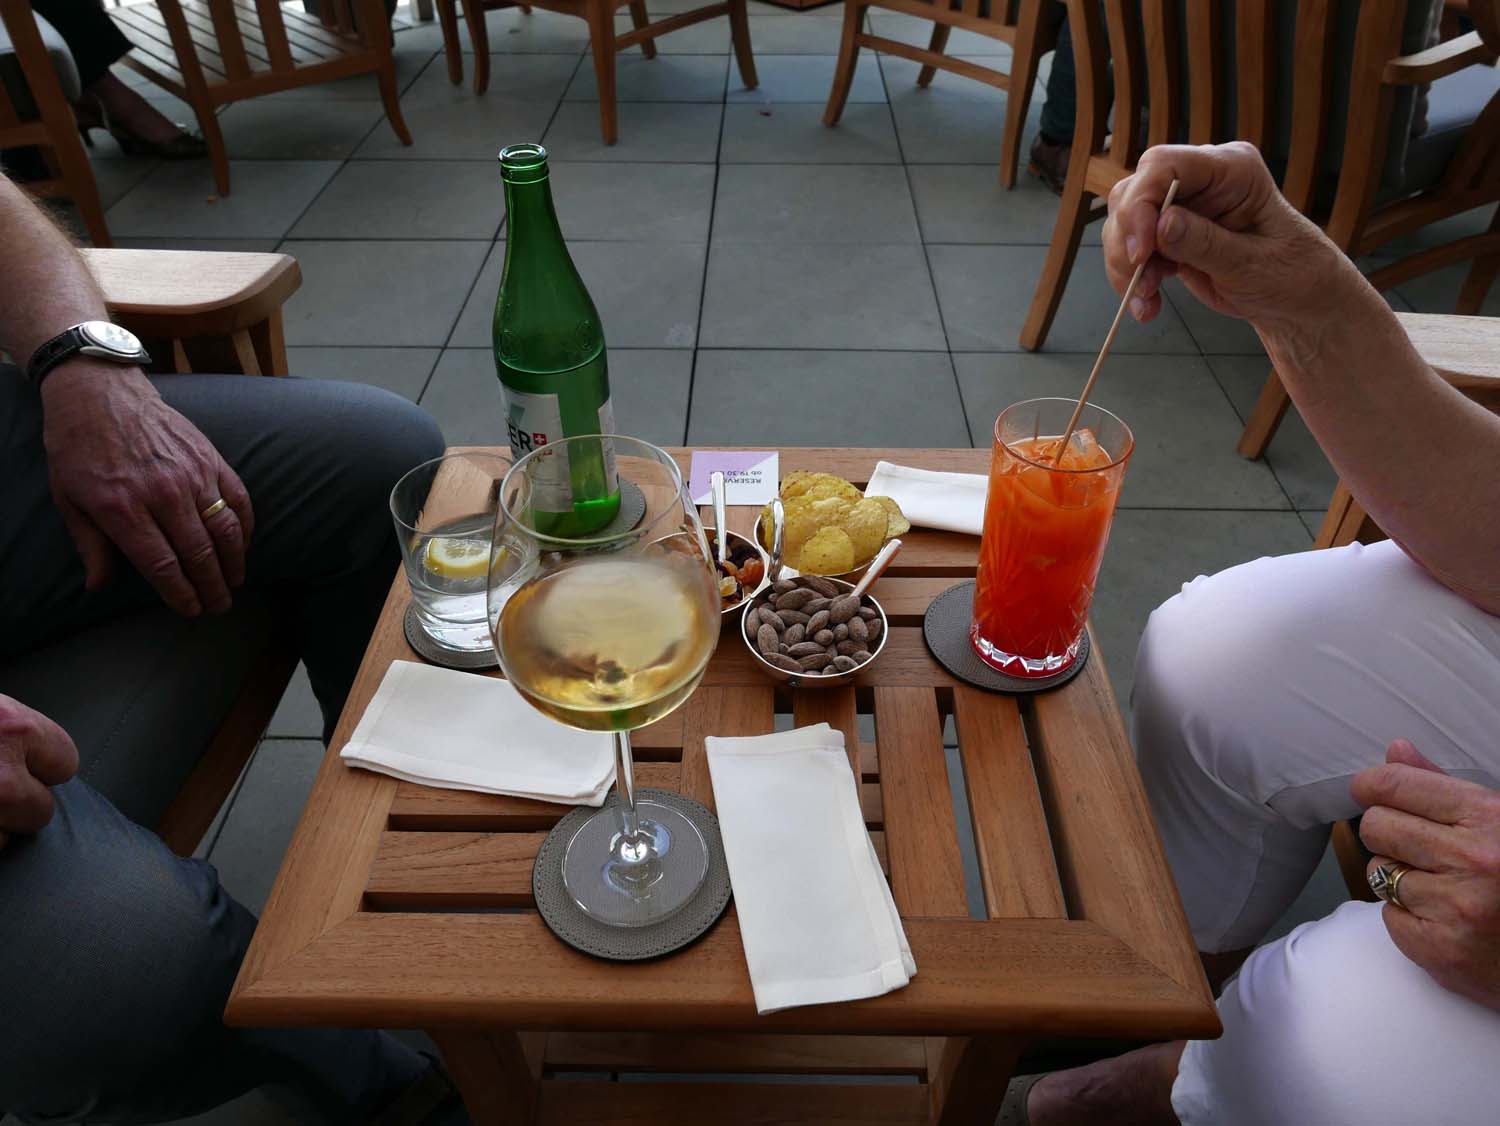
[0,9,83,104]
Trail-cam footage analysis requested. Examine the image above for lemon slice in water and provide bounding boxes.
[423,536,490,581]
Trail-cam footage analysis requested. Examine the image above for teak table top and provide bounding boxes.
[227,448,1216,1090]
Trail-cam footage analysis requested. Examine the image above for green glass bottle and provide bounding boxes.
[494,143,620,538]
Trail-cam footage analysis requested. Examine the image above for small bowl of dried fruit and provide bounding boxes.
[706,528,771,617]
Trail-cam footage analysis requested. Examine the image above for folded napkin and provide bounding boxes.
[865,460,989,536]
[340,661,614,805]
[707,724,916,1015]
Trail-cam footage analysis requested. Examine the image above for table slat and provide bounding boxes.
[954,687,1066,919]
[875,687,968,917]
[792,688,861,777]
[387,763,681,831]
[678,685,776,810]
[367,831,543,908]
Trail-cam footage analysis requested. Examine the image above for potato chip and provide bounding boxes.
[840,498,890,565]
[864,494,911,537]
[801,478,861,503]
[763,496,821,556]
[779,470,820,500]
[797,526,856,575]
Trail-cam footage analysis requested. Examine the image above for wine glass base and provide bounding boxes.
[562,799,709,928]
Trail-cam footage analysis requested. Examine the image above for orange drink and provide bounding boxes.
[971,399,1133,677]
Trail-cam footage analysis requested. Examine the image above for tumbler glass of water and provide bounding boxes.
[391,452,512,652]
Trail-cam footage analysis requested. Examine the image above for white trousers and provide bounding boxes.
[1129,540,1500,1125]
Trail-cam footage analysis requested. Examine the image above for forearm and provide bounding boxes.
[0,175,111,367]
[1259,267,1500,614]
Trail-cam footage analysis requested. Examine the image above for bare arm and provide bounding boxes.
[1105,143,1500,615]
[0,174,253,614]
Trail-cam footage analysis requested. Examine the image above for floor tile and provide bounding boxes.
[290,161,504,239]
[688,350,968,445]
[105,161,339,239]
[543,101,724,161]
[207,739,323,915]
[701,242,944,348]
[549,161,716,241]
[744,13,847,53]
[1298,509,1329,539]
[727,53,886,103]
[216,100,385,160]
[266,662,322,739]
[909,164,1100,245]
[1092,509,1312,708]
[613,14,730,53]
[281,239,490,346]
[953,353,1290,509]
[883,55,1043,165]
[452,241,706,348]
[566,53,729,101]
[420,347,692,447]
[866,11,1012,55]
[927,244,1199,353]
[720,102,899,162]
[354,92,557,159]
[1209,355,1339,511]
[1163,278,1265,355]
[284,346,442,401]
[711,163,918,243]
[402,49,581,103]
[91,156,162,209]
[402,7,590,53]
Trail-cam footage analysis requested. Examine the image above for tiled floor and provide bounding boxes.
[26,3,1500,1119]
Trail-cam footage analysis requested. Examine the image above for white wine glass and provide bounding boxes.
[487,436,720,928]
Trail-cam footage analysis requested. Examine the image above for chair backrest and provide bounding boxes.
[1071,0,1441,224]
[923,0,1027,32]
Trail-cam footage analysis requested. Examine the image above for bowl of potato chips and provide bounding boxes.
[754,471,910,578]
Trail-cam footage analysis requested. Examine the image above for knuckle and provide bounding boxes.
[186,542,218,569]
[1463,840,1500,875]
[144,554,183,582]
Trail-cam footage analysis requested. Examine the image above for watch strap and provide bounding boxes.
[26,323,149,388]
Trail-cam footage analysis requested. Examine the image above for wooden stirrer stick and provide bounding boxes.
[1053,177,1181,463]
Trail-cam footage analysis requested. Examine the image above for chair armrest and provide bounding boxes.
[80,249,302,341]
[1383,29,1499,86]
[1399,311,1500,395]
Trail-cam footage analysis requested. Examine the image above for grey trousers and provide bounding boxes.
[0,371,446,1123]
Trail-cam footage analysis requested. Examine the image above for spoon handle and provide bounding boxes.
[710,471,728,566]
[852,538,902,599]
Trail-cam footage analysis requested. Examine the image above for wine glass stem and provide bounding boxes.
[613,729,650,863]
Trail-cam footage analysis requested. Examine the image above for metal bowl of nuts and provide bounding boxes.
[739,550,895,688]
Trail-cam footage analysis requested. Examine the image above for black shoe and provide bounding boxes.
[1027,135,1069,195]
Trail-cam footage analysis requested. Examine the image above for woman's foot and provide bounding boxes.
[77,72,207,158]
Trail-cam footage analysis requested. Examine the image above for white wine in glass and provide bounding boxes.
[489,436,721,928]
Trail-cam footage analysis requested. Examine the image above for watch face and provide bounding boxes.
[79,321,144,356]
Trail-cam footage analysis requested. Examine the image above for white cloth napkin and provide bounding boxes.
[340,661,614,805]
[707,724,916,1015]
[865,460,989,536]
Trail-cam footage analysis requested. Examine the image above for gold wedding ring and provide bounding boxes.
[1368,862,1412,909]
[200,497,228,521]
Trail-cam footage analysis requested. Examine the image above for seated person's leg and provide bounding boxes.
[1172,900,1500,1125]
[0,779,427,1123]
[1133,539,1500,955]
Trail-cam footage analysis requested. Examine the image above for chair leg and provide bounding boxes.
[1455,210,1500,315]
[1236,369,1292,459]
[464,0,492,94]
[197,103,232,197]
[917,24,950,86]
[435,0,464,84]
[1019,159,1092,350]
[627,0,657,58]
[997,2,1044,188]
[823,2,867,126]
[47,133,111,246]
[728,0,757,90]
[586,2,619,145]
[377,61,414,144]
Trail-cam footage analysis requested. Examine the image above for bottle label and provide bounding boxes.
[597,398,618,492]
[503,388,572,513]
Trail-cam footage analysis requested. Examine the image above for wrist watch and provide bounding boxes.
[27,321,151,388]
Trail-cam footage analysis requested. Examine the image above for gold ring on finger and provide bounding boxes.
[1368,862,1413,910]
[200,497,228,521]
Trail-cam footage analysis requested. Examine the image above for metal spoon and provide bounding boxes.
[710,471,728,568]
[851,538,902,599]
[765,496,786,582]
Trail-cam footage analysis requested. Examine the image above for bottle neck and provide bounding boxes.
[503,174,565,258]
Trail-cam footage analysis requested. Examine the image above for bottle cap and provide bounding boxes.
[499,143,549,184]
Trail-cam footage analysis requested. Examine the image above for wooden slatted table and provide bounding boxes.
[227,448,1218,1125]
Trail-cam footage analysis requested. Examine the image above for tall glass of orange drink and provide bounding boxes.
[971,398,1133,677]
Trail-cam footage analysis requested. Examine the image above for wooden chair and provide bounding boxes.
[433,0,756,144]
[84,247,305,854]
[110,0,413,195]
[824,0,1058,187]
[0,0,111,245]
[1019,1,1500,416]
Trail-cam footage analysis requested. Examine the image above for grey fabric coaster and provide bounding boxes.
[923,580,1089,695]
[533,788,732,961]
[597,478,647,537]
[403,604,498,671]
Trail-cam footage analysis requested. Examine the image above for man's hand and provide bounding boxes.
[1101,142,1357,335]
[1353,740,1500,1013]
[0,695,79,849]
[40,361,253,617]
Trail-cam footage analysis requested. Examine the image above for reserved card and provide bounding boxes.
[689,451,780,506]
